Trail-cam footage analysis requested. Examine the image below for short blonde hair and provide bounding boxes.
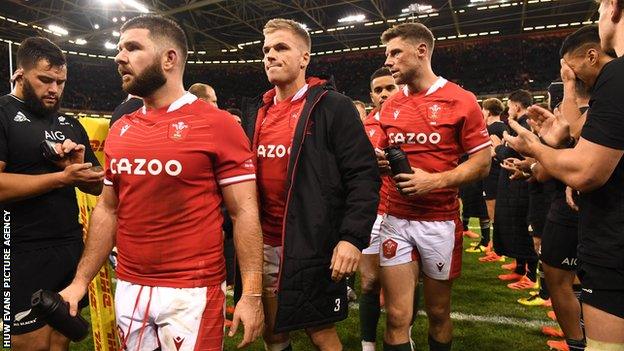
[264,18,311,52]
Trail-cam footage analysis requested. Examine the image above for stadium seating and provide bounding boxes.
[0,34,564,112]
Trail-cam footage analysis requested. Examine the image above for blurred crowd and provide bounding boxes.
[0,33,564,111]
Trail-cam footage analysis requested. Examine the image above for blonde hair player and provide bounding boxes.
[241,18,380,351]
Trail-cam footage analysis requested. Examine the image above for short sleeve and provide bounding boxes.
[212,112,256,186]
[581,59,624,150]
[459,98,492,154]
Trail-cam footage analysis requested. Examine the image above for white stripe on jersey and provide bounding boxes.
[218,173,256,186]
[466,140,493,155]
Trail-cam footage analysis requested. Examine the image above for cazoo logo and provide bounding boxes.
[257,144,291,158]
[388,132,441,145]
[109,158,182,176]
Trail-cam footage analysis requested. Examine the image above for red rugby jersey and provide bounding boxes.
[379,78,491,221]
[104,93,256,288]
[363,110,390,215]
[255,84,308,247]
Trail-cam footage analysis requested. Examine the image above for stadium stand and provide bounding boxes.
[0,34,564,112]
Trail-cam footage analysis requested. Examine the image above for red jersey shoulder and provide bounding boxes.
[378,93,400,121]
[363,111,386,148]
[438,81,479,106]
[106,110,140,145]
[183,100,241,127]
[383,88,409,107]
[162,100,236,141]
[364,110,380,125]
[365,108,379,121]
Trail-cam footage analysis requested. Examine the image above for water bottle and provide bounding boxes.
[30,289,89,341]
[384,145,414,176]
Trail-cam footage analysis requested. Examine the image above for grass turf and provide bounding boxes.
[63,220,556,350]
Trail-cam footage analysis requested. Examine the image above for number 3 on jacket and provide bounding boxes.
[334,298,341,312]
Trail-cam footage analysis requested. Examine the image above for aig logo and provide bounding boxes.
[257,144,291,158]
[44,130,66,141]
[388,132,441,145]
[109,158,182,176]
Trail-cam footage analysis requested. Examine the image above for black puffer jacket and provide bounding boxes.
[241,78,380,332]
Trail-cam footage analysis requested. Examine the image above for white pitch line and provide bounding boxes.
[443,311,555,328]
[348,302,555,328]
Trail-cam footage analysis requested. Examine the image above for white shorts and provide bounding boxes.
[379,214,463,280]
[115,279,226,351]
[263,245,283,297]
[362,214,384,255]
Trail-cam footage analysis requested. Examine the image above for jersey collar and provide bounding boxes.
[141,92,197,114]
[9,94,24,103]
[402,77,448,97]
[273,84,309,105]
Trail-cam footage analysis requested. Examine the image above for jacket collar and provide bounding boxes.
[261,76,328,106]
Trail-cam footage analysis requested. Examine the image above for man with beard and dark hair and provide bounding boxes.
[0,36,104,351]
[59,15,265,350]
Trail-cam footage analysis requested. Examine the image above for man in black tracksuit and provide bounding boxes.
[241,19,380,350]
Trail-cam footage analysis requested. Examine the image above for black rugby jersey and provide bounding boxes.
[0,94,99,252]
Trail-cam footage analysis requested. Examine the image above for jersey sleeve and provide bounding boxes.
[212,112,256,186]
[459,97,492,154]
[581,60,624,150]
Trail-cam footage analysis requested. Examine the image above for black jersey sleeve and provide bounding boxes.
[581,58,624,150]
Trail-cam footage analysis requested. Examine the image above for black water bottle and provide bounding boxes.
[384,145,414,176]
[31,289,90,341]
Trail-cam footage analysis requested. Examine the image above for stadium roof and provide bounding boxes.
[0,0,598,62]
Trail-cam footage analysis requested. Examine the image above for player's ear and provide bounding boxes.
[300,50,310,69]
[416,43,428,58]
[11,68,24,84]
[162,48,178,71]
[587,48,598,66]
